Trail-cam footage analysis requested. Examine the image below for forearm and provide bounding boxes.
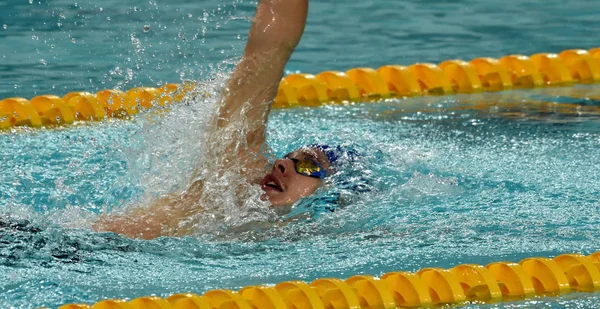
[217,48,286,130]
[246,0,309,54]
[217,0,309,143]
[93,194,197,239]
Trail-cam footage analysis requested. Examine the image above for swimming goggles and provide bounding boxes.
[287,157,327,179]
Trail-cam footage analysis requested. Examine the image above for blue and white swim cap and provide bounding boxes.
[308,144,361,166]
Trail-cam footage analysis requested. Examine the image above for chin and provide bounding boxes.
[268,197,294,207]
[268,200,287,207]
[261,192,284,206]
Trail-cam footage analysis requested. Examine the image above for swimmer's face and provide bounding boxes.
[260,147,331,207]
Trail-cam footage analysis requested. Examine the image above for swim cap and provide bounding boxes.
[308,144,360,166]
[286,143,376,219]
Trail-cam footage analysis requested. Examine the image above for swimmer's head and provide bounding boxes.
[260,144,359,207]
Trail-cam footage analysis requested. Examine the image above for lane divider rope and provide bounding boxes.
[2,48,600,130]
[42,252,600,309]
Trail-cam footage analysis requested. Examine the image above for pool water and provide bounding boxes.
[2,0,600,308]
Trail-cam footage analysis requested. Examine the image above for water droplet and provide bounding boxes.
[143,25,150,32]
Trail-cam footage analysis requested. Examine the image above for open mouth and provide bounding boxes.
[265,181,280,190]
[261,174,284,192]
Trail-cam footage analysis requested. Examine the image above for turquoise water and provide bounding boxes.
[2,0,600,308]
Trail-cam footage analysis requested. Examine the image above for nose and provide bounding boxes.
[274,159,293,176]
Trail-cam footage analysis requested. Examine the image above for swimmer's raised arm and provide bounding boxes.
[216,0,309,157]
[94,0,309,239]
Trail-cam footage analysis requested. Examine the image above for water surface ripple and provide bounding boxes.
[1,0,600,308]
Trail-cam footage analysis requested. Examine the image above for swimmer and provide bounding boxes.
[94,0,352,239]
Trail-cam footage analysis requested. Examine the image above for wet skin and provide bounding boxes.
[260,147,331,207]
